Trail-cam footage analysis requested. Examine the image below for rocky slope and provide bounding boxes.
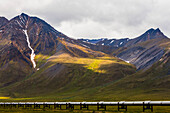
[0,13,106,88]
[78,28,170,70]
[78,38,129,47]
[0,17,8,28]
[116,28,169,70]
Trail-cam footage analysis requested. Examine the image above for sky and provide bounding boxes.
[0,0,170,39]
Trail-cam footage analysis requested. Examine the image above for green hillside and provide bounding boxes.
[0,52,136,101]
[1,51,169,102]
[1,48,169,102]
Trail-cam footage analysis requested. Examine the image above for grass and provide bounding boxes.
[35,53,50,67]
[1,51,169,102]
[61,39,105,58]
[0,53,136,101]
[0,56,169,112]
[49,54,133,74]
[0,97,10,99]
[0,51,169,109]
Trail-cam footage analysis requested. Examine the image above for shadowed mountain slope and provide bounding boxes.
[116,28,169,70]
[77,28,170,70]
[0,13,105,88]
[0,13,136,98]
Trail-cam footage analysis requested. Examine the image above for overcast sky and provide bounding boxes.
[0,0,170,39]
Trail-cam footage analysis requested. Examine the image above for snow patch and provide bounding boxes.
[90,43,96,45]
[19,15,25,25]
[118,57,130,63]
[23,30,36,68]
[82,40,96,45]
[16,20,22,27]
[110,40,114,44]
[23,15,27,20]
[120,42,123,45]
[36,32,39,36]
[81,43,90,48]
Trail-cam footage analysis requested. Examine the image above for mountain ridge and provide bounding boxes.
[0,13,107,89]
[77,28,169,70]
[0,13,169,101]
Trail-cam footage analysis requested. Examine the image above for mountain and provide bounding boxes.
[0,17,8,28]
[0,13,107,88]
[116,28,169,70]
[124,28,167,47]
[78,38,103,44]
[0,13,169,101]
[0,13,136,99]
[79,38,129,47]
[77,28,170,70]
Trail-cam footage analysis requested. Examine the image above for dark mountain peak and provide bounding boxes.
[153,28,167,39]
[124,28,168,47]
[20,13,29,17]
[146,28,162,34]
[0,16,9,28]
[1,13,70,56]
[146,28,154,33]
[20,13,29,21]
[138,28,166,40]
[145,28,162,34]
[155,28,162,33]
[0,16,8,21]
[6,13,30,30]
[156,28,160,31]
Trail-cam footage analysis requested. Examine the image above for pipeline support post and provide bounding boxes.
[97,103,106,111]
[66,103,74,110]
[34,103,41,109]
[54,103,61,109]
[143,102,153,112]
[80,103,88,110]
[118,102,127,111]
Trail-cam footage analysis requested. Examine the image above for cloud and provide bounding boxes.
[0,0,170,39]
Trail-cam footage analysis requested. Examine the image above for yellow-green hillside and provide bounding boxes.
[0,52,136,101]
